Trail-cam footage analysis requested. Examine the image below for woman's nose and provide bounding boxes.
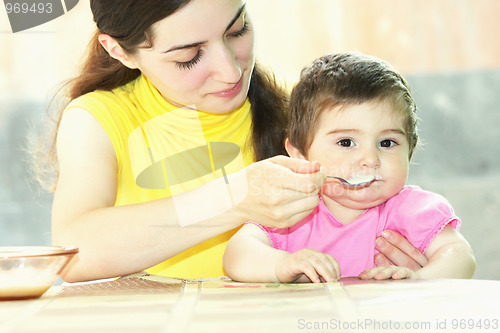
[210,42,242,83]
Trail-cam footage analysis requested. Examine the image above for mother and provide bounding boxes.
[42,0,426,282]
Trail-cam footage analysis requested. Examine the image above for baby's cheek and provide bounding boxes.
[321,183,344,199]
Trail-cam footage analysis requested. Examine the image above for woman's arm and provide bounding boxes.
[53,108,325,282]
[375,230,428,270]
[223,224,340,283]
[360,225,476,280]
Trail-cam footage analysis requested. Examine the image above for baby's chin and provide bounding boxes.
[321,183,389,210]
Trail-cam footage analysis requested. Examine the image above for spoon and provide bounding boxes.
[326,175,376,187]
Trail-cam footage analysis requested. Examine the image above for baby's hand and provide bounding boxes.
[275,249,340,283]
[358,265,420,280]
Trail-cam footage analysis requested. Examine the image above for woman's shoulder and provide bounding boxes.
[64,76,150,150]
[67,76,142,113]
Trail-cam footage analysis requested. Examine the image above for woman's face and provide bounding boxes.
[129,0,255,114]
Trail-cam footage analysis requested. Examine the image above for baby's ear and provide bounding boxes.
[285,138,307,160]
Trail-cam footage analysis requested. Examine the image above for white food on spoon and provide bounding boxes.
[326,175,376,186]
[345,175,376,185]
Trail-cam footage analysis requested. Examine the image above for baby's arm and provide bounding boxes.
[415,225,476,278]
[223,223,340,283]
[359,225,476,280]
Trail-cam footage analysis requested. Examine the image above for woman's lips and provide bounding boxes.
[209,78,243,98]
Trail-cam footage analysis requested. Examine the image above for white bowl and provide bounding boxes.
[0,246,78,300]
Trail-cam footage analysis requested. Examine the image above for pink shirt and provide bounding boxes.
[257,186,461,277]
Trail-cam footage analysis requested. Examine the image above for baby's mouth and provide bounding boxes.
[346,174,382,188]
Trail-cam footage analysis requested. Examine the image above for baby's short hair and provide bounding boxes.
[288,52,419,159]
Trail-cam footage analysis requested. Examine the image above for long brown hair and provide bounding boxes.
[34,0,288,190]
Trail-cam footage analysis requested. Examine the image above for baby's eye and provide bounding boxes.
[379,139,397,148]
[337,139,355,148]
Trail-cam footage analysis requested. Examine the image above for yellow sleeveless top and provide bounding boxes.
[66,74,255,278]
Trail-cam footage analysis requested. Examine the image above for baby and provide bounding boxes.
[223,52,476,283]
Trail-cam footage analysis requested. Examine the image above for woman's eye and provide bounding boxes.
[228,21,251,38]
[175,50,204,70]
[337,139,354,148]
[380,139,397,148]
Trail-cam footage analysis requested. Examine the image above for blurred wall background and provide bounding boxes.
[1,0,499,279]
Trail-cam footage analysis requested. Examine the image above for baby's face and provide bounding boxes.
[307,99,410,210]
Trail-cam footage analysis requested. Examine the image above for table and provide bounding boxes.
[1,273,499,333]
